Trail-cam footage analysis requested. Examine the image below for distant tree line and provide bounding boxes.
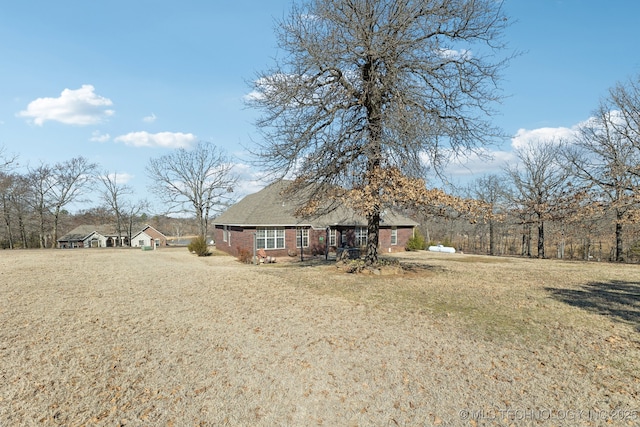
[425,75,640,262]
[0,141,236,249]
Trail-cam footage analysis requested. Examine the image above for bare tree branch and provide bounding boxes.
[248,0,513,265]
[146,142,237,239]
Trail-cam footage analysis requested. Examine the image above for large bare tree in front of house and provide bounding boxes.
[248,0,512,266]
[146,141,237,240]
[505,139,570,259]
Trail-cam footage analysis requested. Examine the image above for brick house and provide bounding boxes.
[130,225,168,248]
[212,180,418,259]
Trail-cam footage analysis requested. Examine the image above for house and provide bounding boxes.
[130,225,168,248]
[57,224,167,249]
[212,180,418,258]
[57,224,127,248]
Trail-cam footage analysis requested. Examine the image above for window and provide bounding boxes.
[138,240,145,247]
[391,228,398,245]
[296,228,309,248]
[223,225,229,243]
[328,229,336,246]
[256,227,285,250]
[355,227,367,247]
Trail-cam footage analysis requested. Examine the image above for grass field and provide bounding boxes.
[1,248,639,426]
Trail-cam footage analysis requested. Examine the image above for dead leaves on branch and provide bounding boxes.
[291,167,486,222]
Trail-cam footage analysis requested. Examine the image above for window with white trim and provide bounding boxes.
[256,227,285,250]
[355,227,367,246]
[391,227,398,245]
[296,228,309,248]
[328,229,337,246]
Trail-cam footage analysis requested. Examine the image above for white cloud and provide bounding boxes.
[17,84,114,126]
[437,48,472,60]
[90,130,111,143]
[444,148,516,177]
[510,126,577,149]
[143,113,157,123]
[230,162,270,199]
[114,131,197,148]
[104,172,134,184]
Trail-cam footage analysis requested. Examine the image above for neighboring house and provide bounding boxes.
[58,224,167,249]
[212,180,418,258]
[130,225,168,248]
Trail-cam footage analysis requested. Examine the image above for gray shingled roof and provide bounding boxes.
[58,224,127,242]
[213,180,418,228]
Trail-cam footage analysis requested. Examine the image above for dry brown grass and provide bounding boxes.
[1,248,639,426]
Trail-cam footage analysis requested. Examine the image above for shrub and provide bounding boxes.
[188,236,211,257]
[237,247,253,264]
[405,230,427,251]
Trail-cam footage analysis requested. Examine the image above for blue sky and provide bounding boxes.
[1,1,639,213]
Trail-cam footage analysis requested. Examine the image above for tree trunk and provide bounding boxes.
[18,215,27,248]
[2,209,12,249]
[52,208,61,248]
[362,54,383,267]
[584,238,591,261]
[198,211,207,240]
[489,220,496,256]
[365,208,380,266]
[615,218,624,262]
[537,219,545,258]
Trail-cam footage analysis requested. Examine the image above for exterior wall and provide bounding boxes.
[142,227,168,247]
[379,226,414,253]
[214,225,326,258]
[131,232,152,248]
[58,240,84,249]
[214,224,415,258]
[214,225,255,257]
[83,233,106,248]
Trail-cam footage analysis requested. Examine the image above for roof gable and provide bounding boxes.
[140,225,167,239]
[213,180,418,227]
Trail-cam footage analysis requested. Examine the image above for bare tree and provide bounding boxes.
[248,0,512,265]
[0,173,16,248]
[0,146,19,248]
[26,163,55,248]
[9,174,31,248]
[564,102,640,262]
[505,140,569,258]
[122,198,150,245]
[0,145,18,173]
[146,141,237,239]
[469,174,507,255]
[608,75,640,170]
[98,172,133,245]
[49,157,98,247]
